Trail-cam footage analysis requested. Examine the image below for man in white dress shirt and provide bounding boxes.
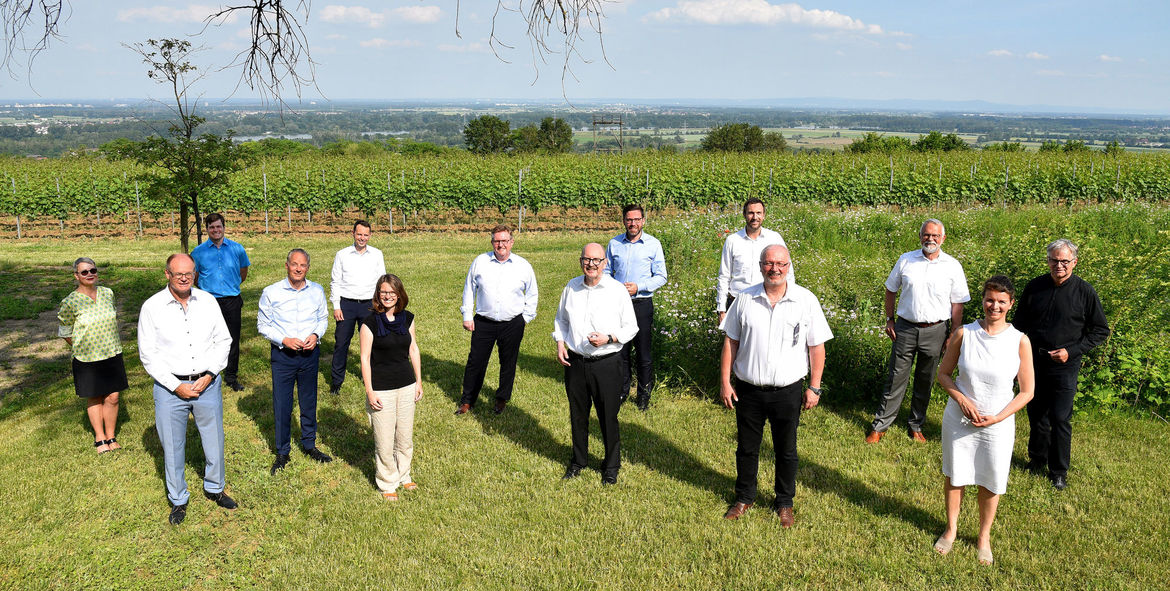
[720,245,831,526]
[329,220,387,395]
[457,224,538,416]
[259,249,332,475]
[553,243,640,485]
[867,219,970,444]
[138,253,237,525]
[716,198,792,324]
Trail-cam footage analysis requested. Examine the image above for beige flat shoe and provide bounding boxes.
[978,546,993,565]
[402,482,418,491]
[381,492,399,501]
[934,535,954,556]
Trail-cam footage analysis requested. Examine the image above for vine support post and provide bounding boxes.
[888,157,894,192]
[10,177,19,240]
[387,172,394,234]
[55,177,64,233]
[769,167,774,196]
[263,171,269,235]
[517,168,524,233]
[134,181,143,237]
[90,165,100,227]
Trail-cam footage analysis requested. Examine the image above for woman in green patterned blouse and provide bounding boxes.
[58,257,129,453]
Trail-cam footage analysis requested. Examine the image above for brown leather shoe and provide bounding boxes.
[493,400,507,415]
[865,430,884,444]
[723,502,752,520]
[910,431,928,443]
[454,403,471,416]
[776,506,795,528]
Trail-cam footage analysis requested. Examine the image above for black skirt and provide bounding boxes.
[72,353,129,398]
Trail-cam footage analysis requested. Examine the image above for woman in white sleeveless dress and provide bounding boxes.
[933,275,1034,565]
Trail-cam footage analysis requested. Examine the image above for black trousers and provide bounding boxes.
[271,344,321,455]
[215,295,243,384]
[620,297,654,401]
[1027,363,1081,477]
[734,379,803,508]
[565,351,623,473]
[331,297,372,388]
[461,314,525,406]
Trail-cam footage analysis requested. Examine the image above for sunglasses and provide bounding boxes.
[77,268,98,276]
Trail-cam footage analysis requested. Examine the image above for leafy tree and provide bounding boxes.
[982,142,1024,152]
[127,39,246,252]
[912,131,970,152]
[510,124,543,153]
[464,115,512,154]
[845,132,912,154]
[239,138,314,159]
[1062,140,1090,153]
[1038,140,1062,153]
[539,117,574,153]
[701,123,785,152]
[1103,140,1124,157]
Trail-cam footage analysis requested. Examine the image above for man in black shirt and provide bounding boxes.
[1012,239,1110,490]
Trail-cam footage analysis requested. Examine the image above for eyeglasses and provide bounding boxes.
[378,291,398,298]
[491,239,512,245]
[77,268,98,276]
[580,257,605,267]
[169,272,195,280]
[761,261,790,269]
[920,233,942,240]
[1047,258,1075,266]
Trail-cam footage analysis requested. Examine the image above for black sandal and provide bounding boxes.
[106,437,121,451]
[95,439,111,454]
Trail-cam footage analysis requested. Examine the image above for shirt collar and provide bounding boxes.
[621,233,644,245]
[488,253,513,264]
[281,278,312,292]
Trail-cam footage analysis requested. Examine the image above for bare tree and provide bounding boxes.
[1,1,611,104]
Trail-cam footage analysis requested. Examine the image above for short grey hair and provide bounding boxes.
[1047,238,1078,260]
[920,219,946,236]
[287,248,310,264]
[759,243,791,263]
[73,257,96,272]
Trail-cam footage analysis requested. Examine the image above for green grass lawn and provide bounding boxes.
[1,229,1167,589]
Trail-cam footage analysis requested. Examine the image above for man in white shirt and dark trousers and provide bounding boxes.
[138,253,237,525]
[716,198,792,324]
[259,249,332,475]
[554,243,640,485]
[329,220,386,395]
[457,224,538,416]
[867,219,970,444]
[720,245,831,527]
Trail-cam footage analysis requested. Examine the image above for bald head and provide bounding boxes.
[759,244,792,290]
[760,244,790,263]
[580,242,607,285]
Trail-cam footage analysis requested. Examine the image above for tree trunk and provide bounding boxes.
[179,199,190,253]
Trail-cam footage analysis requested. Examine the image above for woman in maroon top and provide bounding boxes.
[358,274,423,500]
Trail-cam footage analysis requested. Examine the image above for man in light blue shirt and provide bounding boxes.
[605,203,667,411]
[191,213,250,392]
[258,248,333,475]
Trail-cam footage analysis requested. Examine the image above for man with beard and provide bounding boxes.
[867,219,970,444]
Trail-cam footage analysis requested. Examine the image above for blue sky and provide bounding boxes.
[5,1,1167,112]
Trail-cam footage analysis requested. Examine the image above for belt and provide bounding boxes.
[341,297,370,303]
[567,350,618,362]
[174,372,212,381]
[475,314,521,323]
[899,317,945,328]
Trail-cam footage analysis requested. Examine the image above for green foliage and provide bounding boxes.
[510,117,573,154]
[1103,140,1125,157]
[463,114,512,154]
[700,123,785,152]
[845,132,913,154]
[1063,140,1091,153]
[1038,140,1062,153]
[239,137,315,159]
[982,141,1024,152]
[912,131,971,152]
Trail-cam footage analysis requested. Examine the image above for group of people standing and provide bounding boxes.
[57,202,1108,562]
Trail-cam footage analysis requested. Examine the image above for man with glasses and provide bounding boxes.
[867,219,970,444]
[191,213,250,392]
[605,204,667,411]
[554,243,639,485]
[138,253,236,525]
[329,220,386,395]
[717,198,792,325]
[1013,239,1109,490]
[720,245,831,526]
[456,224,539,416]
[259,249,333,475]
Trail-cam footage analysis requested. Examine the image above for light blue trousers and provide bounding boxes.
[153,377,226,506]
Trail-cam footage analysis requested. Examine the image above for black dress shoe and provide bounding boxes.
[1051,474,1068,490]
[601,471,618,485]
[303,447,333,463]
[562,464,583,480]
[493,400,507,415]
[204,490,238,510]
[169,503,187,525]
[227,381,245,392]
[271,453,290,475]
[329,386,341,396]
[635,395,650,412]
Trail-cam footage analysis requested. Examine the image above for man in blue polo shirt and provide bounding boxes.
[605,204,667,411]
[192,213,250,392]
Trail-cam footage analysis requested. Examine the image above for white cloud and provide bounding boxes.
[360,38,422,49]
[321,5,386,28]
[1036,69,1065,77]
[1099,54,1122,62]
[646,1,888,35]
[987,49,1013,57]
[1025,51,1048,60]
[391,6,442,24]
[896,42,912,51]
[325,34,348,41]
[438,42,491,54]
[117,5,237,24]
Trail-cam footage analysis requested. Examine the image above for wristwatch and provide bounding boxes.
[607,334,615,344]
[809,386,823,396]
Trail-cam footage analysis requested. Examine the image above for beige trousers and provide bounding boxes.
[367,382,416,493]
